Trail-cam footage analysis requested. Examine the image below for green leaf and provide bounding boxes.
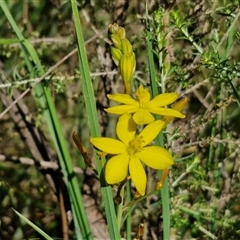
[13,209,53,240]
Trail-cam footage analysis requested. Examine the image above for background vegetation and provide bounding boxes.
[1,0,240,239]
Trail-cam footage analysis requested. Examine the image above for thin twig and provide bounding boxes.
[0,48,77,119]
[9,37,72,48]
[0,70,118,89]
[0,154,83,174]
[181,78,209,95]
[59,183,69,240]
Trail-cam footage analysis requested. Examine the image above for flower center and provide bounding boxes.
[127,135,145,156]
[138,99,147,109]
[136,86,150,109]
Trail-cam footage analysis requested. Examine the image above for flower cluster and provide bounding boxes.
[108,23,136,94]
[90,24,187,196]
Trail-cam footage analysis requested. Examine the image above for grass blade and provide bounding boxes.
[70,0,121,239]
[13,208,53,240]
[0,2,91,239]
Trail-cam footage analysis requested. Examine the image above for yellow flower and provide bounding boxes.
[90,113,174,196]
[105,85,185,125]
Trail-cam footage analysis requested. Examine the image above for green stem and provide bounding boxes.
[126,180,132,240]
[145,6,170,239]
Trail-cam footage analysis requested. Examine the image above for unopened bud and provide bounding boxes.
[111,33,122,49]
[109,23,125,39]
[163,97,187,126]
[119,52,135,83]
[108,23,119,34]
[121,38,132,54]
[171,97,188,112]
[117,26,125,39]
[110,46,122,66]
[156,168,169,190]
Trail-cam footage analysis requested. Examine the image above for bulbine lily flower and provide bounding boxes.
[105,85,185,125]
[90,113,174,196]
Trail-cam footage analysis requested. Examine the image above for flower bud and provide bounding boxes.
[163,97,187,126]
[117,26,125,39]
[108,23,119,34]
[121,38,132,54]
[172,97,187,111]
[109,24,126,50]
[110,33,122,50]
[110,46,122,66]
[119,52,135,83]
[156,169,169,190]
[108,23,125,39]
[108,24,135,94]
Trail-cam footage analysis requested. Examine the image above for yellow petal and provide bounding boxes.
[147,92,179,107]
[149,107,185,118]
[105,152,129,184]
[90,137,125,154]
[136,85,151,103]
[137,146,174,169]
[129,157,146,196]
[105,105,139,114]
[137,120,165,146]
[163,97,188,125]
[117,113,136,145]
[133,108,154,125]
[107,93,138,105]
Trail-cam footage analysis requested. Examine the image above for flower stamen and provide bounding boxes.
[127,136,144,155]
